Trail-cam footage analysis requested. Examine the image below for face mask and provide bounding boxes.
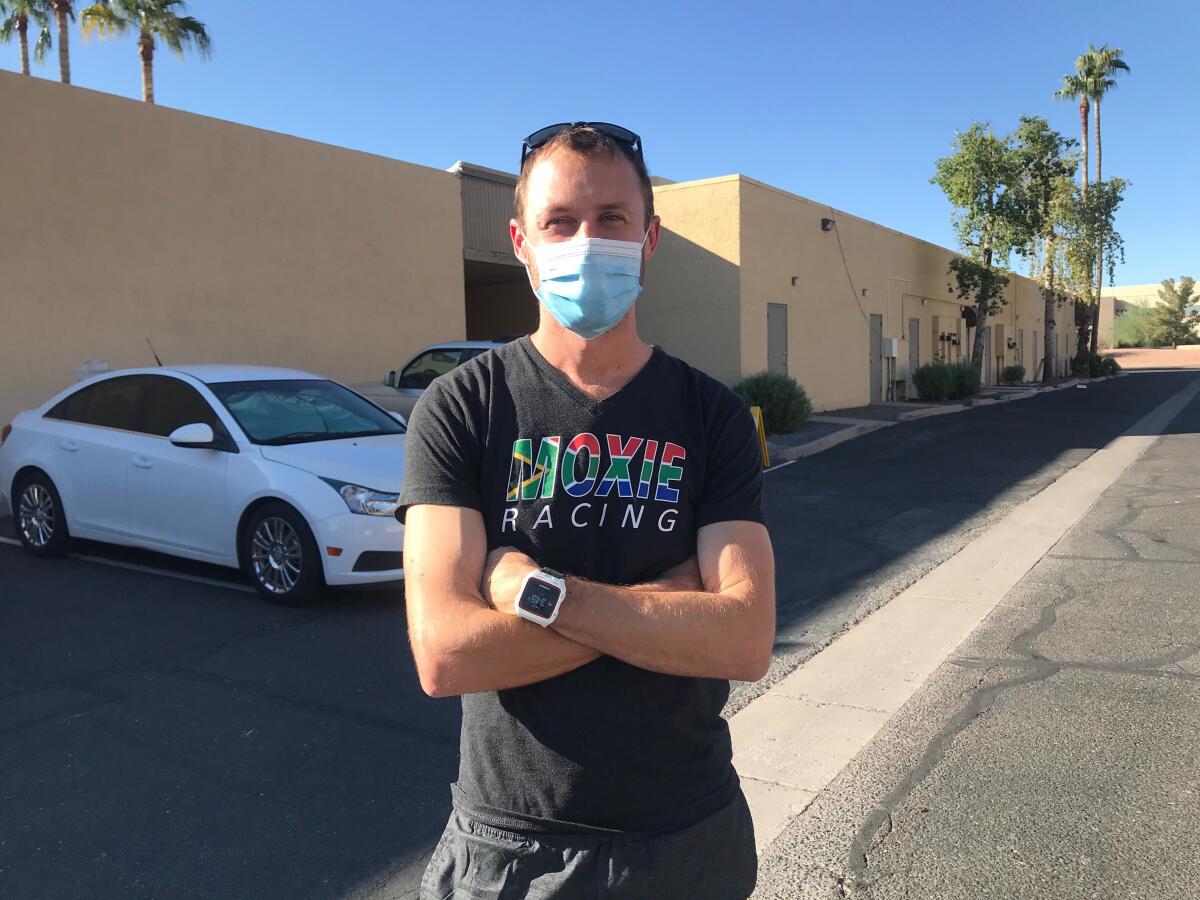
[525,230,649,340]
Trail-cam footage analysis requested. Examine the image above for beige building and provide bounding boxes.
[1,72,465,429]
[2,70,1078,427]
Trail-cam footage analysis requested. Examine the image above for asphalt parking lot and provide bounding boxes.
[0,532,455,899]
[1,372,1193,899]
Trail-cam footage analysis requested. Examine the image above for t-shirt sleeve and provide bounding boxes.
[397,375,485,519]
[695,385,766,529]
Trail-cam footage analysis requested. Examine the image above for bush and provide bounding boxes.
[914,361,981,401]
[733,371,811,434]
[949,361,981,399]
[1099,355,1121,376]
[1000,364,1026,385]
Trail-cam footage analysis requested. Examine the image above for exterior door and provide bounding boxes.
[126,376,231,558]
[983,326,993,385]
[908,317,920,394]
[767,303,788,375]
[1033,330,1039,379]
[869,314,884,403]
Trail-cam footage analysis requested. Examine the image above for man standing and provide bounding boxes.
[401,122,775,899]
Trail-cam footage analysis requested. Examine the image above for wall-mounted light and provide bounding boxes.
[820,218,834,232]
[861,288,869,297]
[791,276,800,286]
[921,298,929,307]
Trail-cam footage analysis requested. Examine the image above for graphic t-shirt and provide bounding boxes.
[399,336,766,834]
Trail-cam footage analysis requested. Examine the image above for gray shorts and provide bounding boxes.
[420,789,757,899]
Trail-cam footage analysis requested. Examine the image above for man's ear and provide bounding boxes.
[511,219,531,266]
[643,215,663,263]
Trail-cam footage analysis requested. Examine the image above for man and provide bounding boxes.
[401,122,775,899]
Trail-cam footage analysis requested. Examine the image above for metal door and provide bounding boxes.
[767,303,788,375]
[869,314,883,403]
[908,317,920,391]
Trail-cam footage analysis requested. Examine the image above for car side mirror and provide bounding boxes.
[169,422,217,449]
[384,371,398,388]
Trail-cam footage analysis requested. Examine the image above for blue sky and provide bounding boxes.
[4,0,1194,284]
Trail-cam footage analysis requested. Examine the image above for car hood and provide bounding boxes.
[259,433,407,492]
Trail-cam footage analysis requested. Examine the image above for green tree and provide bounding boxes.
[81,0,211,103]
[1079,44,1130,354]
[0,0,51,75]
[1012,116,1077,382]
[1147,277,1199,349]
[1063,178,1128,367]
[932,122,1029,370]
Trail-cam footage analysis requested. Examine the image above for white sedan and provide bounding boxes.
[0,366,407,605]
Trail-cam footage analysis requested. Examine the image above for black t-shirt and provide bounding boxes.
[399,336,766,834]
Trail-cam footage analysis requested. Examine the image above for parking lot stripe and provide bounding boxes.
[0,539,255,594]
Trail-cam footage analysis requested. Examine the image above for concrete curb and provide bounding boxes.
[733,374,1200,855]
[896,404,964,421]
[768,422,890,463]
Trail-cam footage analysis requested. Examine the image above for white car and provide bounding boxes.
[0,366,407,605]
[351,340,508,419]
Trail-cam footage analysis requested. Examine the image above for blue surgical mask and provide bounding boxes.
[525,231,649,340]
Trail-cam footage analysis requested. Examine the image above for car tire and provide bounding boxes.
[13,472,70,559]
[242,502,324,606]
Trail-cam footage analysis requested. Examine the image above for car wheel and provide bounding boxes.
[243,502,323,606]
[14,472,70,558]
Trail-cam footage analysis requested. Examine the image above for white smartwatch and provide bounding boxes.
[515,567,567,627]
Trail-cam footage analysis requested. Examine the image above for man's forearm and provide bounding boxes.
[550,579,772,681]
[410,594,600,697]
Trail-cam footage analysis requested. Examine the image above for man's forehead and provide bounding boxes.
[524,148,642,211]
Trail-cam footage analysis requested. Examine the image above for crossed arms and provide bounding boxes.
[403,504,776,698]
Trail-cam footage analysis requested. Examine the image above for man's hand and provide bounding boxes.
[481,546,537,616]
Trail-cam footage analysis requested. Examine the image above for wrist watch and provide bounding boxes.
[515,567,567,626]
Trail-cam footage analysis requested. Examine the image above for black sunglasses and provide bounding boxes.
[519,122,644,172]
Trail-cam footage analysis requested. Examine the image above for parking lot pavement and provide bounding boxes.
[753,373,1200,899]
[0,542,456,900]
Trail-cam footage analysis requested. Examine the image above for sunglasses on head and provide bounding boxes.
[519,122,644,172]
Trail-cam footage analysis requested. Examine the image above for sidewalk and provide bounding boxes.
[746,375,1200,898]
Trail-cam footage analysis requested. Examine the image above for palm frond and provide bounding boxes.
[79,1,126,39]
[32,19,50,58]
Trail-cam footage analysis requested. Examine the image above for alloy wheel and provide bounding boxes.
[250,516,304,595]
[17,484,56,548]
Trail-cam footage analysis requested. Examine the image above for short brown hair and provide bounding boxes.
[514,125,655,230]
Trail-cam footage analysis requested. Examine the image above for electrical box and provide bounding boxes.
[882,337,900,358]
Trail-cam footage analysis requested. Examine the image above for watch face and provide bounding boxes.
[519,577,561,617]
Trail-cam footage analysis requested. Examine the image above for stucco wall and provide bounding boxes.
[0,73,464,427]
[640,178,743,383]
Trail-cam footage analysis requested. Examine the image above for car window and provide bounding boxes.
[138,376,222,438]
[399,349,462,389]
[209,379,405,444]
[47,376,148,431]
[459,348,489,363]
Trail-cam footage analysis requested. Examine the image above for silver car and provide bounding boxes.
[352,341,507,420]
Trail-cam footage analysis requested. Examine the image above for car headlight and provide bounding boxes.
[320,478,401,517]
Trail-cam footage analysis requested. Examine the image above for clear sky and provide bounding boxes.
[4,0,1194,285]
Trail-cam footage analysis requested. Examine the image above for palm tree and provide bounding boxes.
[48,0,72,82]
[80,0,210,103]
[1054,72,1091,195]
[1081,44,1130,353]
[0,0,51,75]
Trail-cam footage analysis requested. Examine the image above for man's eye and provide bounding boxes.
[601,214,625,223]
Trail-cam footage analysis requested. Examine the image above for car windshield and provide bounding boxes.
[209,379,405,445]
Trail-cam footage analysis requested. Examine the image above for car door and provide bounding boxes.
[124,375,233,559]
[42,375,149,540]
[394,348,463,418]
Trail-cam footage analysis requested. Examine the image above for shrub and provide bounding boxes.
[914,361,981,401]
[1000,364,1026,386]
[1099,355,1121,376]
[913,362,955,401]
[949,361,981,399]
[1086,352,1104,378]
[733,371,811,434]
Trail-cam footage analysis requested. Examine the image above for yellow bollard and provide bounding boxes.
[749,406,770,469]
